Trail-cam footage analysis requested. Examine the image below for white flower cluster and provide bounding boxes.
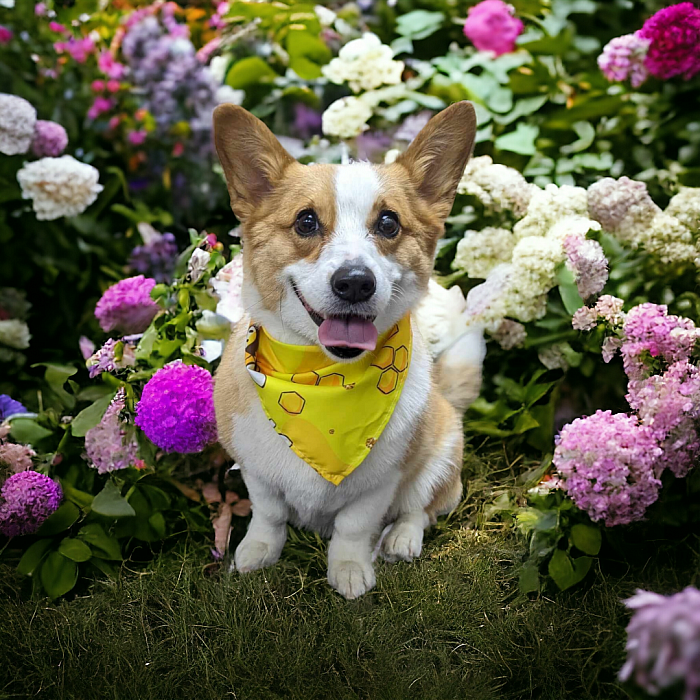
[513,184,589,240]
[321,96,373,139]
[0,319,31,350]
[453,227,515,279]
[0,94,37,156]
[17,155,103,220]
[322,33,404,93]
[666,188,700,233]
[457,156,535,218]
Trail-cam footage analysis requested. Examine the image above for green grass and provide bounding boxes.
[1,445,699,700]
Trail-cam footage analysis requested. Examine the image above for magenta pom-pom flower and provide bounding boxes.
[597,32,650,88]
[638,2,700,81]
[0,471,63,537]
[619,587,700,699]
[31,120,69,157]
[135,361,217,453]
[94,275,159,334]
[553,410,662,527]
[463,0,523,56]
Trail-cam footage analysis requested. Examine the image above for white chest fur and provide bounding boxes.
[227,327,432,534]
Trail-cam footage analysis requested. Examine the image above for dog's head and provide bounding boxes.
[213,102,476,361]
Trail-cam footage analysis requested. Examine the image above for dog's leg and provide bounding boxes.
[234,473,289,573]
[327,480,398,599]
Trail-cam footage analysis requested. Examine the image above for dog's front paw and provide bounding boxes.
[328,559,376,599]
[381,520,424,562]
[234,534,284,573]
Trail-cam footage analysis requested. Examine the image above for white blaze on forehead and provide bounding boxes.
[332,161,381,255]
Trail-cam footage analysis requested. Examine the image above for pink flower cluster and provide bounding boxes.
[84,391,139,473]
[463,0,524,56]
[54,35,95,63]
[619,587,700,700]
[599,2,700,86]
[563,234,608,300]
[94,275,159,335]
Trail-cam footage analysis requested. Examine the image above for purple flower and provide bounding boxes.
[135,361,217,453]
[31,120,68,157]
[621,303,699,381]
[0,394,26,420]
[598,32,650,88]
[563,234,608,300]
[553,410,662,527]
[0,471,62,537]
[0,26,12,44]
[84,391,138,473]
[128,232,178,283]
[638,2,700,81]
[86,337,138,378]
[293,103,322,140]
[94,275,159,334]
[619,587,700,700]
[463,0,524,56]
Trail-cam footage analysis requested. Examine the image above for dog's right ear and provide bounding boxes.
[213,104,295,221]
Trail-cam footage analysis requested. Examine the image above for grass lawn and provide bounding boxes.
[2,445,698,700]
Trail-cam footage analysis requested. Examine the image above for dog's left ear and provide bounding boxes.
[395,101,477,220]
[213,104,295,221]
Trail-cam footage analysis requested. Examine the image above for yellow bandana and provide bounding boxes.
[244,316,412,485]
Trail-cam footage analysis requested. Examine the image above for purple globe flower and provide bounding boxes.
[135,361,217,453]
[94,275,159,334]
[0,471,63,537]
[0,394,26,420]
[620,587,700,699]
[128,232,178,283]
[31,120,69,157]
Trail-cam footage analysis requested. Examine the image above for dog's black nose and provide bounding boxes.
[331,265,376,303]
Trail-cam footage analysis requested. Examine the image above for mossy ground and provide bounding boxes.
[1,444,698,700]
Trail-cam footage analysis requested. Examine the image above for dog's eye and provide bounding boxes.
[375,211,400,239]
[294,209,320,237]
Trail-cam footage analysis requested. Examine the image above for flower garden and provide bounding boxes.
[1,0,700,697]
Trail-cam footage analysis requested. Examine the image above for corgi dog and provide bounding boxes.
[212,101,484,599]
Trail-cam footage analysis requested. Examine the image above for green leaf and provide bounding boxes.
[9,418,53,445]
[548,550,593,590]
[286,30,331,79]
[396,10,444,40]
[519,562,540,594]
[513,410,540,434]
[40,551,79,599]
[17,539,52,576]
[560,121,596,155]
[226,56,278,89]
[58,538,93,563]
[36,502,80,536]
[33,363,77,410]
[557,266,585,314]
[495,123,539,155]
[60,482,94,509]
[78,523,122,560]
[570,524,602,556]
[71,391,117,438]
[92,481,136,518]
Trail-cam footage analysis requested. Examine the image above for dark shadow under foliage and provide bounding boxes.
[1,446,699,700]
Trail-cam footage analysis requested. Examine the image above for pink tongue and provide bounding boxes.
[318,317,378,351]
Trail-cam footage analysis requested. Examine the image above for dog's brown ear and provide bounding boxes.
[213,104,295,220]
[395,101,477,220]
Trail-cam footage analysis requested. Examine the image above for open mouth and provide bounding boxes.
[292,284,378,358]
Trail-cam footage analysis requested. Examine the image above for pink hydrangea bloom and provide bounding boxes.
[620,587,700,699]
[86,336,138,378]
[31,120,68,157]
[98,51,126,80]
[463,0,523,56]
[54,36,95,63]
[35,2,47,15]
[598,32,650,88]
[135,361,217,453]
[0,442,36,474]
[595,295,625,325]
[87,96,115,120]
[94,275,159,334]
[84,391,138,474]
[639,2,700,81]
[563,234,609,299]
[0,471,62,537]
[602,336,622,363]
[572,306,598,332]
[553,410,662,527]
[49,21,66,33]
[128,130,147,146]
[621,303,699,381]
[0,25,12,44]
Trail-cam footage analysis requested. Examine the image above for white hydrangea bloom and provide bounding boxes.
[490,319,526,350]
[215,85,245,106]
[546,215,601,242]
[314,4,336,26]
[465,263,513,329]
[0,93,37,156]
[457,155,535,218]
[454,227,515,279]
[637,211,696,265]
[17,156,103,220]
[413,279,468,357]
[384,148,401,164]
[321,96,372,139]
[209,254,245,324]
[0,319,31,349]
[322,33,404,93]
[538,343,569,370]
[187,248,211,284]
[665,188,700,234]
[513,184,588,240]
